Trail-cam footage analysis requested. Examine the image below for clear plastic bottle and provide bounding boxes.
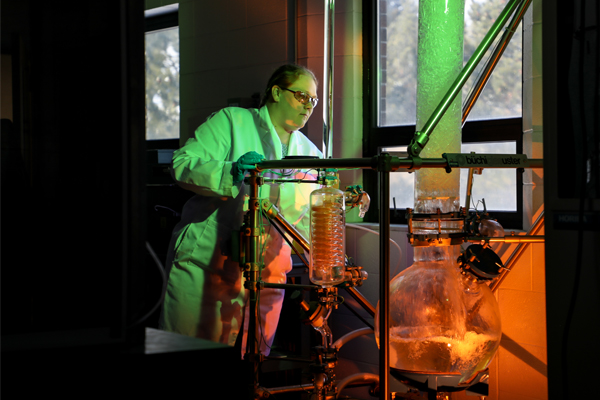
[309,173,346,287]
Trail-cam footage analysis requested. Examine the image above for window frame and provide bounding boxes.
[362,0,524,230]
[145,5,179,32]
[145,5,180,150]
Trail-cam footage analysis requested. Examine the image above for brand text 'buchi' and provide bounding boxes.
[464,155,522,165]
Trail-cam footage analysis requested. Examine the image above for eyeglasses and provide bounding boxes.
[282,88,319,108]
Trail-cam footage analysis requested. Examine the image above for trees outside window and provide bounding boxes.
[380,0,522,126]
[370,0,524,226]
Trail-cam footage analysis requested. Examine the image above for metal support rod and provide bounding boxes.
[258,157,378,170]
[245,171,263,396]
[408,0,524,157]
[257,156,543,171]
[262,282,316,290]
[257,156,448,171]
[465,167,475,210]
[257,384,315,397]
[323,0,335,159]
[378,155,391,400]
[462,0,532,125]
[262,200,310,253]
[490,212,544,292]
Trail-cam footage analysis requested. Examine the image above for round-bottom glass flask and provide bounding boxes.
[376,245,501,384]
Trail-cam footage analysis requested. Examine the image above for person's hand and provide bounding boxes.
[232,151,265,183]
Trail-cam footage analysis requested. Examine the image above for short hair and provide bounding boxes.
[259,64,318,108]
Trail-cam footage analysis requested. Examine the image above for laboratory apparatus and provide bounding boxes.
[310,170,346,287]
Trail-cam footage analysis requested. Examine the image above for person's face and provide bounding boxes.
[274,74,318,132]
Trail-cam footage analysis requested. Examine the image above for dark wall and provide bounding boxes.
[1,0,147,345]
[544,0,600,399]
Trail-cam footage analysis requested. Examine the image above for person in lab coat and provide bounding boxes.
[160,64,322,357]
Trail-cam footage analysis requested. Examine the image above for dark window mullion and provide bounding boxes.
[369,117,523,150]
[145,11,178,33]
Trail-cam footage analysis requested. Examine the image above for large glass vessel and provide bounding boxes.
[376,245,502,384]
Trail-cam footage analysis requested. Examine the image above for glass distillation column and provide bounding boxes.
[310,171,346,287]
[308,170,346,353]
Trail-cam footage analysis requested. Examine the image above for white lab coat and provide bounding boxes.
[160,106,322,356]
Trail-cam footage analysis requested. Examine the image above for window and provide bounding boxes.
[384,140,517,212]
[378,0,522,127]
[145,5,180,142]
[364,0,524,228]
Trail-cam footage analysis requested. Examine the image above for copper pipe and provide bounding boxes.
[462,0,532,125]
[256,384,315,397]
[465,166,476,210]
[466,235,545,244]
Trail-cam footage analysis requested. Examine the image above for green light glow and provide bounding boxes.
[415,0,465,213]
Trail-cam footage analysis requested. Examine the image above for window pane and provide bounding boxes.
[384,141,517,211]
[378,0,522,127]
[145,27,180,140]
[460,141,517,211]
[462,0,522,121]
[378,0,418,126]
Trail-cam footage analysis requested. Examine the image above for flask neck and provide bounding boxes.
[413,245,461,264]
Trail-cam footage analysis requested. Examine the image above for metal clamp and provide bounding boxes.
[442,153,457,173]
[407,131,429,158]
[407,156,423,173]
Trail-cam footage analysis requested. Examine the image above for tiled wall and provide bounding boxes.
[490,1,547,399]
